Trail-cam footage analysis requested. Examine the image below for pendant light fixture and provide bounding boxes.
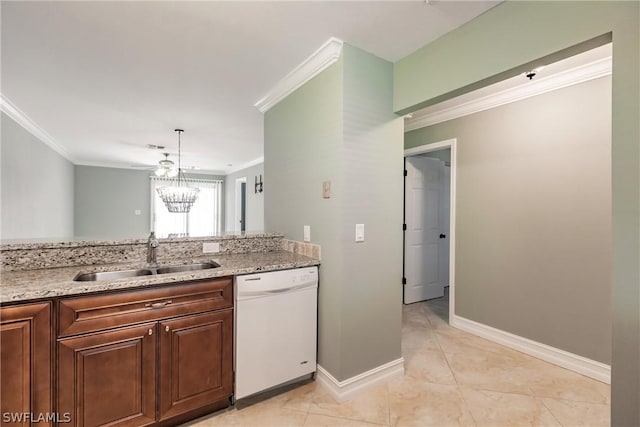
[156,129,200,213]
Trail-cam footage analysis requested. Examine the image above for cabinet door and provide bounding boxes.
[158,309,233,421]
[57,323,157,427]
[0,302,52,427]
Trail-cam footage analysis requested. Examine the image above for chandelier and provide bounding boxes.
[156,129,200,213]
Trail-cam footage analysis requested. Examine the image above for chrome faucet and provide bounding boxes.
[147,231,159,267]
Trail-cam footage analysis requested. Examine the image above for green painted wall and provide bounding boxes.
[407,76,613,363]
[265,54,345,377]
[396,2,639,424]
[265,45,403,380]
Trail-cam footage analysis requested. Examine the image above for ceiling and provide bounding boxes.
[1,1,498,174]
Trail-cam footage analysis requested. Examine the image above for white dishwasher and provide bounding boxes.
[235,267,318,400]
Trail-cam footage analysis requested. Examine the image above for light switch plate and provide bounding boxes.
[303,225,311,242]
[203,242,220,253]
[322,181,331,198]
[355,224,365,242]
[134,209,142,216]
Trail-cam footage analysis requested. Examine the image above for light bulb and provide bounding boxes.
[167,168,178,178]
[154,168,166,177]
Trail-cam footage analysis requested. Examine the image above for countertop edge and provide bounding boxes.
[0,253,320,304]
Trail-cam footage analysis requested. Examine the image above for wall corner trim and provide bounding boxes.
[405,56,612,132]
[450,314,611,384]
[316,358,404,402]
[0,93,75,162]
[254,37,344,113]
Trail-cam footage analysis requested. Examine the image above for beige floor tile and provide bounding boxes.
[266,381,318,413]
[444,349,534,395]
[524,360,610,404]
[460,387,561,427]
[401,324,441,354]
[309,384,390,426]
[203,402,308,426]
[304,413,388,426]
[388,377,475,426]
[436,328,528,359]
[541,397,610,427]
[403,349,456,385]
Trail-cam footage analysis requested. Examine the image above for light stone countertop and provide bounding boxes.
[0,251,320,304]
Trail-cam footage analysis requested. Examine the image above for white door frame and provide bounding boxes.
[235,177,247,233]
[404,138,457,324]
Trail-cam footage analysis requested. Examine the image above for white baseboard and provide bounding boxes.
[450,314,610,384]
[316,358,405,402]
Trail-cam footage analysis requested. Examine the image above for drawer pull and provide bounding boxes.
[148,328,153,335]
[165,325,170,332]
[145,300,173,309]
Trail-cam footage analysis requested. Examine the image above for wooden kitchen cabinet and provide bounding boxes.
[57,323,157,427]
[56,277,234,427]
[158,309,233,421]
[0,302,52,427]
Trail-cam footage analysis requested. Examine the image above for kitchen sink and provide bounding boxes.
[74,269,154,282]
[73,262,221,281]
[155,262,220,274]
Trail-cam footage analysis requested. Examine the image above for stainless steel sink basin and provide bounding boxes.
[74,269,154,282]
[155,262,220,275]
[73,262,220,281]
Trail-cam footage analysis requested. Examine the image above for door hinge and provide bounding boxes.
[404,169,407,177]
[402,277,407,285]
[403,224,407,231]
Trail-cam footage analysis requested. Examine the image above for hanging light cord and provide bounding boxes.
[175,128,184,185]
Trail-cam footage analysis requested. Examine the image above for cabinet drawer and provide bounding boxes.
[58,277,232,337]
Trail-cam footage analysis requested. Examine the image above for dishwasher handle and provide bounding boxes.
[237,282,317,299]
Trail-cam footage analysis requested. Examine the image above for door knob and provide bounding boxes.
[439,234,447,239]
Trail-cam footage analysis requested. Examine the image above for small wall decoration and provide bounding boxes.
[255,174,264,194]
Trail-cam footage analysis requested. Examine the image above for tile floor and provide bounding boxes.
[185,294,610,426]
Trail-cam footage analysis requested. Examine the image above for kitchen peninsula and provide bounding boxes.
[0,233,320,427]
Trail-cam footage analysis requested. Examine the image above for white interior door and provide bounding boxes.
[404,156,445,304]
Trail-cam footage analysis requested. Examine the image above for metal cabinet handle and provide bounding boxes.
[165,325,170,332]
[145,300,173,309]
[148,328,153,336]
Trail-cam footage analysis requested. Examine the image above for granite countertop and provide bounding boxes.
[0,251,320,304]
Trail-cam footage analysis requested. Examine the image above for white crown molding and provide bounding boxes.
[316,358,404,402]
[254,37,344,113]
[405,56,612,132]
[450,314,610,384]
[225,156,264,175]
[1,93,75,162]
[75,160,226,176]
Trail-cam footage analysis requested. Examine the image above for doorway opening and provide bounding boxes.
[235,177,247,233]
[403,139,457,324]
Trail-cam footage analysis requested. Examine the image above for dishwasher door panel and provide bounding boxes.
[235,286,317,399]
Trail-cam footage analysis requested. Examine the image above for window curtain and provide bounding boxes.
[150,177,223,238]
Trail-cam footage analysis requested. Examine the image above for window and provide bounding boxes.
[150,177,223,238]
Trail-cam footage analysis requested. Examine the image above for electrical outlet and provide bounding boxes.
[203,242,220,253]
[134,209,142,216]
[303,225,311,242]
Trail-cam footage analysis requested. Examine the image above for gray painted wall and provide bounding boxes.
[75,166,225,239]
[395,3,639,423]
[1,112,74,240]
[406,76,612,363]
[74,166,152,239]
[265,45,403,381]
[225,162,264,233]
